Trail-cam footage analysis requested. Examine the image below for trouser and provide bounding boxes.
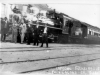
[1,28,7,42]
[27,33,32,45]
[21,33,25,43]
[41,33,48,47]
[17,32,21,43]
[1,33,6,42]
[34,35,39,46]
[12,32,17,43]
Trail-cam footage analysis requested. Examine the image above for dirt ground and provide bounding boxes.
[0,42,100,75]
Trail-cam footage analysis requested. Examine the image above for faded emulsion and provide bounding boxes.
[0,2,100,75]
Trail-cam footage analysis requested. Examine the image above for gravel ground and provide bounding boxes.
[0,42,100,75]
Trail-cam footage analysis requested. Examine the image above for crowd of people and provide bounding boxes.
[1,17,50,47]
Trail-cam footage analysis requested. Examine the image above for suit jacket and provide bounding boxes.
[1,20,9,34]
[26,25,32,34]
[43,27,49,34]
[34,26,40,36]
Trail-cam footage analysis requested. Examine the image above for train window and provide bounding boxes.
[94,32,98,36]
[91,31,94,35]
[75,27,82,36]
[99,34,100,37]
[88,29,90,34]
[65,21,69,27]
[65,20,72,27]
[89,31,92,35]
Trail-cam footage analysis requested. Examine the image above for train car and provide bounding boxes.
[29,10,100,44]
[54,13,83,44]
[58,13,100,44]
[81,22,100,44]
[57,13,100,44]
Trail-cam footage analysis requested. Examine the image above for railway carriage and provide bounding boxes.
[81,22,100,44]
[34,10,100,44]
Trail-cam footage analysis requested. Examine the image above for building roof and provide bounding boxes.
[61,13,100,31]
[81,22,100,31]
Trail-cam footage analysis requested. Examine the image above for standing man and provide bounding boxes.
[17,23,21,43]
[12,21,18,43]
[20,20,27,44]
[1,18,5,41]
[1,17,8,42]
[33,23,40,46]
[26,21,33,45]
[40,24,49,47]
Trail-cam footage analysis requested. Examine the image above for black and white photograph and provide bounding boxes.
[0,0,100,75]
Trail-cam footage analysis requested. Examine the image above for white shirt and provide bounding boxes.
[4,20,7,28]
[43,27,47,33]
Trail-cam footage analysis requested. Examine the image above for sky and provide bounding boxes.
[0,0,100,28]
[48,4,100,28]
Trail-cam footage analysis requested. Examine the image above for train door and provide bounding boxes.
[81,24,87,38]
[62,15,73,34]
[62,16,69,34]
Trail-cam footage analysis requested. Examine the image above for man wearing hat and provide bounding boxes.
[26,21,33,45]
[20,20,27,44]
[1,17,9,42]
[33,23,40,46]
[12,21,18,43]
[40,24,49,47]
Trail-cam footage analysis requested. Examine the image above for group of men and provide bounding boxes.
[30,22,49,47]
[1,17,49,47]
[33,23,49,47]
[12,19,27,44]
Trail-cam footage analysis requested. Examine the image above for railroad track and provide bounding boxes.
[0,52,100,64]
[0,43,100,74]
[0,52,100,73]
[19,53,100,74]
[20,58,100,74]
[0,46,100,52]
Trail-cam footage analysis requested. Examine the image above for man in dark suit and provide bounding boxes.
[1,17,9,42]
[33,24,40,46]
[40,24,49,47]
[1,18,5,41]
[26,21,33,45]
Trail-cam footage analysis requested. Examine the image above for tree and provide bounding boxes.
[12,6,21,14]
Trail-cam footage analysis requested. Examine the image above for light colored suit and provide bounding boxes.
[20,23,27,43]
[12,23,18,43]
